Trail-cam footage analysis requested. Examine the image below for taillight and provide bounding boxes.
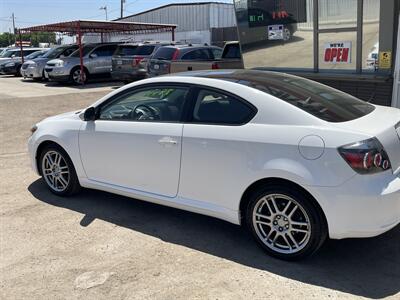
[171,49,180,60]
[338,138,392,174]
[133,56,144,66]
[211,63,220,69]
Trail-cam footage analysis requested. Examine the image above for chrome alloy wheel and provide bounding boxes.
[41,150,70,192]
[252,194,311,254]
[72,69,86,84]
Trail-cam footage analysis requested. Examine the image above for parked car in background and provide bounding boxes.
[21,44,78,81]
[45,43,118,84]
[169,41,244,73]
[147,44,223,77]
[0,47,44,63]
[0,49,48,76]
[111,42,172,83]
[28,69,400,260]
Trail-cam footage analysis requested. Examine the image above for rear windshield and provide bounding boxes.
[136,45,155,56]
[222,44,241,59]
[209,71,375,122]
[152,47,176,60]
[114,45,138,56]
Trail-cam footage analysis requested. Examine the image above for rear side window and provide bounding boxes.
[153,47,177,60]
[136,45,155,56]
[92,45,118,57]
[181,49,211,60]
[192,89,255,125]
[211,48,223,59]
[114,45,138,56]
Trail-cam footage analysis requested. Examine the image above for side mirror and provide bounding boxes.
[59,54,65,58]
[11,54,16,58]
[83,107,96,121]
[89,53,98,59]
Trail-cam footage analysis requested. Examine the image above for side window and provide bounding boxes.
[63,48,76,57]
[192,89,255,125]
[99,86,189,122]
[181,49,211,60]
[211,48,222,59]
[92,45,117,57]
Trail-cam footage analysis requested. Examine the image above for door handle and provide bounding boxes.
[158,137,178,145]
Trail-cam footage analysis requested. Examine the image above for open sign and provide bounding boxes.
[323,41,352,64]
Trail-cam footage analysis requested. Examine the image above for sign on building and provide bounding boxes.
[323,41,352,64]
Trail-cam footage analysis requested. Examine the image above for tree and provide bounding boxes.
[0,31,56,47]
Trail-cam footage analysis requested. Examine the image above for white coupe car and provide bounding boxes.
[28,70,400,260]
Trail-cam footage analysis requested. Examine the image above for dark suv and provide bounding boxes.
[147,44,223,77]
[111,42,173,83]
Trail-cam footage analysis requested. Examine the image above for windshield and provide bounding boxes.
[70,45,97,57]
[1,50,17,58]
[200,70,375,123]
[43,47,67,59]
[26,50,47,59]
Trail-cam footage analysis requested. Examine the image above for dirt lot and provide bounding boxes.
[0,76,399,300]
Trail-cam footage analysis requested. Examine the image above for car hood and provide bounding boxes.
[41,110,82,123]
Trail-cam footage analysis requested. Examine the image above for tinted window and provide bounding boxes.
[92,45,117,57]
[200,70,375,123]
[181,49,211,60]
[43,46,74,59]
[99,87,188,122]
[211,48,223,59]
[136,45,156,56]
[193,89,255,125]
[222,44,241,59]
[70,45,97,57]
[26,50,47,59]
[114,45,138,56]
[62,47,77,57]
[153,47,177,60]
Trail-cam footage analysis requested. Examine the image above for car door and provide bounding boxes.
[79,84,190,198]
[179,87,257,209]
[87,45,117,74]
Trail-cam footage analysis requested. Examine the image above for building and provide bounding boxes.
[114,2,238,46]
[235,0,400,107]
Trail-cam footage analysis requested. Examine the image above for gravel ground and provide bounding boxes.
[0,76,399,300]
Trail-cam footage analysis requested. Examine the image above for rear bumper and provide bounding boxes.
[111,70,146,81]
[309,171,400,239]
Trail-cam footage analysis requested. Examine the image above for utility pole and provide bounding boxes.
[121,0,125,19]
[99,6,108,20]
[12,13,16,44]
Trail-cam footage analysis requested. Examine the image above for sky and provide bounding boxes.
[0,0,233,33]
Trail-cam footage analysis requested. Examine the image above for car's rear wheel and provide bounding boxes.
[39,144,81,196]
[245,185,327,260]
[70,67,88,85]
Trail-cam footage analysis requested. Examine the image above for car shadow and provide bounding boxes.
[28,179,399,299]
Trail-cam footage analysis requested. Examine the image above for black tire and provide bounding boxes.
[245,184,327,261]
[39,144,81,196]
[70,67,88,85]
[15,66,22,77]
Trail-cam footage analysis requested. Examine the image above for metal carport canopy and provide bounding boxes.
[19,20,177,83]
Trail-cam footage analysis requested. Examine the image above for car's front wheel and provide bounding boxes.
[245,185,327,260]
[39,144,81,196]
[70,67,88,85]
